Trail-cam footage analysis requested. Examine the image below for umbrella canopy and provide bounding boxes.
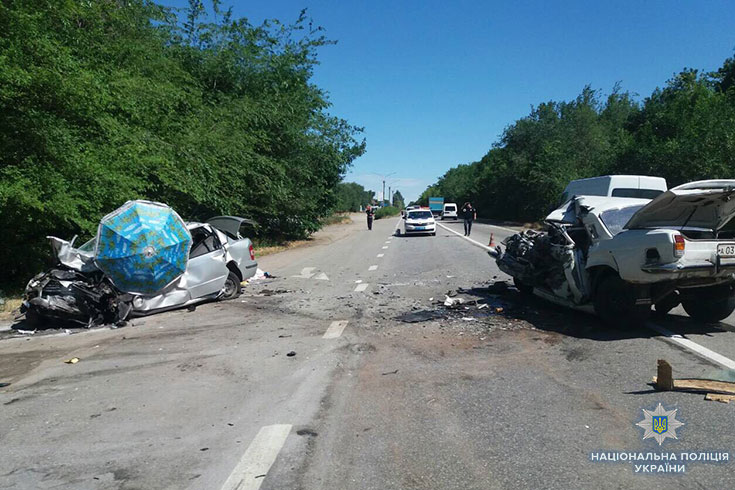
[94,200,192,295]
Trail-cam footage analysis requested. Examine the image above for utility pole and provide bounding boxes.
[388,186,391,206]
[382,180,386,205]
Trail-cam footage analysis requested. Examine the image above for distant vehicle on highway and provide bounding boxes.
[399,209,436,236]
[402,205,419,217]
[492,179,735,326]
[441,203,458,220]
[428,197,444,217]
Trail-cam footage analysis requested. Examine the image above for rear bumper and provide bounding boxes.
[642,257,735,273]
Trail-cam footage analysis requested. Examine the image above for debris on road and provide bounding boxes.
[286,351,296,357]
[65,357,80,364]
[382,369,399,375]
[653,359,735,400]
[0,382,10,388]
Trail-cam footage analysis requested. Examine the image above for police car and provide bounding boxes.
[399,208,436,236]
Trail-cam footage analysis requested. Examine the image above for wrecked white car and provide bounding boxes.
[22,216,258,327]
[493,180,735,325]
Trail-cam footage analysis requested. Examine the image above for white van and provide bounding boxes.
[558,175,667,204]
[441,203,458,220]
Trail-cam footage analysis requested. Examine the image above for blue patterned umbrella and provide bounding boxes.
[94,200,192,295]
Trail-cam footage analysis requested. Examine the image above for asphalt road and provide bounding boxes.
[3,215,735,489]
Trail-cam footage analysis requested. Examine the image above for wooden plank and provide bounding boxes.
[652,376,735,395]
[705,393,735,403]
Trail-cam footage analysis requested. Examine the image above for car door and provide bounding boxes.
[184,225,229,299]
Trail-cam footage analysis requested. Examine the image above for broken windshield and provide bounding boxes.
[599,205,645,236]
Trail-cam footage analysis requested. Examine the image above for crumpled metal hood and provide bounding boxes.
[625,180,735,231]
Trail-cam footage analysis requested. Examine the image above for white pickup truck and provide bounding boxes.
[492,179,735,326]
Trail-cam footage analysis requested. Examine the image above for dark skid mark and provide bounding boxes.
[396,310,445,323]
[296,428,318,437]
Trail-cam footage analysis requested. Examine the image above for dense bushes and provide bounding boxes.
[374,206,400,219]
[419,58,735,222]
[0,1,365,287]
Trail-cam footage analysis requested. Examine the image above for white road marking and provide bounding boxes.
[292,267,316,279]
[369,265,378,271]
[646,322,735,370]
[355,279,363,283]
[385,241,391,244]
[314,272,329,281]
[323,320,349,339]
[377,254,384,258]
[220,424,292,490]
[355,283,369,292]
[382,246,388,249]
[436,223,493,251]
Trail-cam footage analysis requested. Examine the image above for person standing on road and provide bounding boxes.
[366,204,375,230]
[461,202,476,236]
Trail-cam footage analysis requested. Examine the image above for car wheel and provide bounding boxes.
[221,271,242,300]
[682,285,735,323]
[593,274,650,327]
[431,231,436,236]
[513,277,533,295]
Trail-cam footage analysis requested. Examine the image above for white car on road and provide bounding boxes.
[493,180,735,325]
[399,209,436,236]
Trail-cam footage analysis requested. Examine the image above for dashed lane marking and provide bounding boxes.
[369,265,378,271]
[220,424,292,490]
[355,283,369,292]
[646,322,735,370]
[323,320,349,339]
[377,254,384,258]
[382,246,389,249]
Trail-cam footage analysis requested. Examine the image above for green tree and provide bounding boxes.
[391,190,405,209]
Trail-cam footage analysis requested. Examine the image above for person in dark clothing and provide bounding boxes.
[461,202,476,236]
[366,205,375,230]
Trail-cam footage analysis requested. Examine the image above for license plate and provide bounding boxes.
[415,226,425,230]
[718,243,735,257]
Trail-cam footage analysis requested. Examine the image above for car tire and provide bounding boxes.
[431,232,436,236]
[653,291,680,317]
[513,277,533,295]
[593,274,650,327]
[221,271,242,300]
[682,285,735,323]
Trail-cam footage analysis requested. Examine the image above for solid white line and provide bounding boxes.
[220,424,292,490]
[382,246,388,249]
[646,322,735,370]
[323,320,349,339]
[377,254,384,258]
[369,265,378,271]
[355,283,369,292]
[436,222,493,251]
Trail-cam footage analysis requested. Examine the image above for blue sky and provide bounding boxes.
[166,0,735,203]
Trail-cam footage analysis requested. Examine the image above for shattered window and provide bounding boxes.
[599,205,645,236]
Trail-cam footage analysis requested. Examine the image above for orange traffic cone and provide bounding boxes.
[488,233,495,247]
